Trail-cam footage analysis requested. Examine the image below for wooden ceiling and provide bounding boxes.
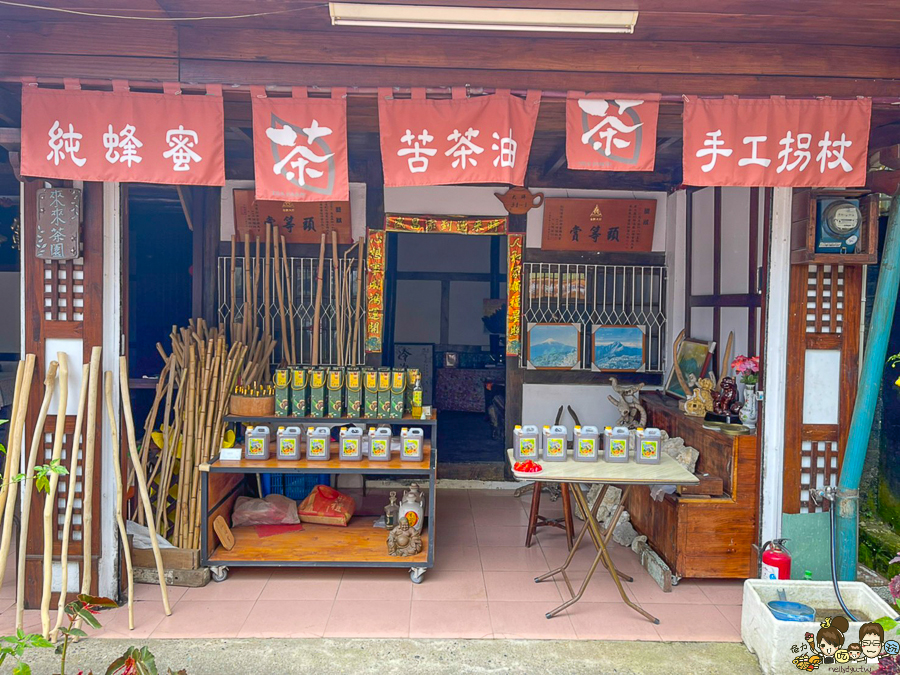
[2,0,900,192]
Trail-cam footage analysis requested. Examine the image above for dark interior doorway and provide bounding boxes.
[385,231,507,479]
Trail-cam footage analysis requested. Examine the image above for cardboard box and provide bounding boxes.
[405,368,420,415]
[390,369,406,419]
[327,368,345,418]
[308,368,326,417]
[363,368,379,418]
[377,367,392,417]
[291,368,308,417]
[346,368,363,418]
[274,368,291,417]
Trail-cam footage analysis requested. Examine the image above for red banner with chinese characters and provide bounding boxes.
[378,88,540,188]
[365,230,386,354]
[251,88,349,202]
[385,214,507,235]
[566,92,660,172]
[21,85,224,185]
[683,96,871,188]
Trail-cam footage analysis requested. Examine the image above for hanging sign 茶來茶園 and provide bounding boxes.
[251,87,349,202]
[385,214,507,235]
[36,188,81,261]
[378,88,541,188]
[365,230,386,354]
[682,96,871,188]
[566,93,660,172]
[506,233,524,357]
[20,84,225,186]
[233,189,351,245]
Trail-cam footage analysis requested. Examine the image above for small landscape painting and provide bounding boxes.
[525,323,581,370]
[664,338,716,399]
[591,325,646,372]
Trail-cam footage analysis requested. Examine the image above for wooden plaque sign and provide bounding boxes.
[541,198,656,252]
[233,189,352,244]
[36,187,81,260]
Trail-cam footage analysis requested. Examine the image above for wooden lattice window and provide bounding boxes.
[43,258,85,322]
[805,264,845,335]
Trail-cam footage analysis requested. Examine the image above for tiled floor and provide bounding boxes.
[0,488,744,641]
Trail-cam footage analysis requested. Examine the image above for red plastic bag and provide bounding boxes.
[297,485,356,527]
[232,494,300,527]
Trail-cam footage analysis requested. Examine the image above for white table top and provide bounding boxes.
[507,449,699,486]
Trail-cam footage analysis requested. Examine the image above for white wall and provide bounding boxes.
[523,384,620,438]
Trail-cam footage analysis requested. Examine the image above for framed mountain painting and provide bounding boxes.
[591,325,646,372]
[525,323,582,370]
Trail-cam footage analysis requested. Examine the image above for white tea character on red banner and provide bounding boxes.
[578,99,643,156]
[397,129,436,174]
[47,121,86,168]
[816,131,854,173]
[492,128,517,168]
[696,129,733,172]
[268,119,334,187]
[164,125,202,172]
[738,135,771,167]
[103,123,143,167]
[776,131,812,174]
[445,127,484,169]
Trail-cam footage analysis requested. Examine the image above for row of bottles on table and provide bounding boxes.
[242,425,424,462]
[513,424,662,464]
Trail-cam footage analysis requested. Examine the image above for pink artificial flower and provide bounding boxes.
[890,575,900,601]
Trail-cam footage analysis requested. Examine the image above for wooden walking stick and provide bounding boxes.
[119,356,172,615]
[52,361,90,641]
[230,235,237,343]
[79,346,102,605]
[331,230,342,366]
[0,360,24,528]
[104,371,134,630]
[16,359,58,631]
[273,229,290,365]
[264,221,271,341]
[354,242,364,366]
[311,232,326,366]
[0,354,35,590]
[41,353,67,639]
[243,232,251,345]
[281,235,297,364]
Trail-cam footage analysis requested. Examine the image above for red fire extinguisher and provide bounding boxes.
[760,539,792,580]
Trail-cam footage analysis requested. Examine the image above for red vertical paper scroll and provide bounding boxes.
[378,89,540,188]
[251,87,349,202]
[21,85,224,185]
[566,92,660,172]
[507,233,524,357]
[682,96,871,187]
[365,230,386,354]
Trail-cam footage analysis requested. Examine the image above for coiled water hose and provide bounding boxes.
[829,497,859,621]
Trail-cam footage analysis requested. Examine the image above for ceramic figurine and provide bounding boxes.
[712,377,743,416]
[399,483,425,533]
[387,519,423,557]
[683,377,715,417]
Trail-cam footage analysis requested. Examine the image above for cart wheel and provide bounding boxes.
[210,566,229,583]
[671,575,681,587]
[409,567,426,584]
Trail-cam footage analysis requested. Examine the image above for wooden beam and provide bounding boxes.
[176,186,194,231]
[178,27,900,79]
[0,128,20,152]
[0,21,177,58]
[689,293,762,308]
[0,54,178,82]
[539,142,567,180]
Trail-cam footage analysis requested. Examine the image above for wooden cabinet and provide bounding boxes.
[626,392,760,579]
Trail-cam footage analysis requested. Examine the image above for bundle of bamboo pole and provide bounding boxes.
[134,321,250,546]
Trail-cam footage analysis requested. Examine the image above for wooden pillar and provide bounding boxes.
[191,186,221,325]
[23,181,104,607]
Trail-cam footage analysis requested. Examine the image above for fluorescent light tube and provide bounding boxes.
[329,3,638,34]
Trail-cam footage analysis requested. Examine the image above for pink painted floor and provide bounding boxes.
[0,488,745,641]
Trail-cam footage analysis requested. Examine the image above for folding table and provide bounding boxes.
[508,449,699,623]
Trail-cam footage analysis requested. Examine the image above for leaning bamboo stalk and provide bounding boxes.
[16,360,58,631]
[0,354,36,590]
[273,230,289,366]
[353,243,364,365]
[147,360,176,493]
[253,235,261,333]
[230,235,237,343]
[80,347,102,597]
[243,233,251,345]
[263,222,271,341]
[174,351,197,546]
[40,353,68,639]
[103,371,134,630]
[132,359,170,522]
[281,235,297,364]
[0,360,24,529]
[331,231,342,366]
[312,233,326,366]
[156,368,187,537]
[119,356,172,615]
[52,361,90,642]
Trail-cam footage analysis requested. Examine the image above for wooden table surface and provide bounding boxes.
[506,449,699,486]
